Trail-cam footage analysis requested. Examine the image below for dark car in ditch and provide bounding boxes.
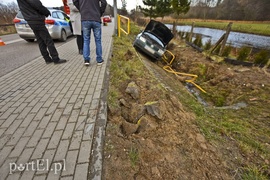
[133,20,174,60]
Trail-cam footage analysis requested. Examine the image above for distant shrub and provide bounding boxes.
[221,45,232,57]
[178,31,185,39]
[237,46,251,61]
[253,50,270,66]
[204,39,212,50]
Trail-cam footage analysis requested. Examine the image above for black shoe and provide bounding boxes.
[45,60,53,64]
[84,60,90,66]
[97,60,104,66]
[54,59,67,64]
[79,49,83,55]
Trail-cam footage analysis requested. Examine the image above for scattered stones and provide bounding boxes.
[121,120,139,136]
[144,101,164,120]
[125,81,140,100]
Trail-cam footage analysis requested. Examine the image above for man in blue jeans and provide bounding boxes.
[73,0,107,66]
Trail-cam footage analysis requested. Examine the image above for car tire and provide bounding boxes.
[25,39,35,42]
[59,29,67,42]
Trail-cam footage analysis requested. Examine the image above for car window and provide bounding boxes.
[56,12,65,20]
[52,12,58,19]
[16,11,24,18]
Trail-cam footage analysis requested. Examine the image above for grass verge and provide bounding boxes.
[108,20,270,179]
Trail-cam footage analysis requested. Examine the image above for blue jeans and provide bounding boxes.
[82,21,103,62]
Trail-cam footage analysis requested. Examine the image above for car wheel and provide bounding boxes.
[25,39,35,42]
[59,29,67,42]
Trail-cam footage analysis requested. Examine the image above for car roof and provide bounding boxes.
[143,20,174,46]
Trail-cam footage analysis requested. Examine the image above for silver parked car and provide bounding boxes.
[133,20,174,61]
[13,8,73,42]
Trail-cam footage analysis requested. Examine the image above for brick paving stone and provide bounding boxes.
[31,138,49,160]
[37,115,52,130]
[61,123,75,140]
[42,122,57,138]
[0,108,16,121]
[0,146,13,167]
[33,107,48,121]
[83,123,95,141]
[75,115,86,131]
[9,137,30,158]
[47,130,63,150]
[17,107,33,120]
[78,141,92,163]
[54,140,69,162]
[74,163,88,180]
[17,147,35,165]
[7,127,26,146]
[55,116,68,131]
[5,119,23,135]
[51,108,64,122]
[13,103,28,114]
[69,131,83,150]
[27,129,44,148]
[62,104,73,116]
[6,173,20,180]
[68,109,80,123]
[61,150,78,176]
[23,121,39,137]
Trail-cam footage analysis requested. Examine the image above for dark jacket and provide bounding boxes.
[16,0,51,25]
[73,0,107,22]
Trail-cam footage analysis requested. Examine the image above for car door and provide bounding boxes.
[55,11,72,36]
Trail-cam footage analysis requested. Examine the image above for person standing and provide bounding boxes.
[73,0,107,66]
[16,0,67,64]
[67,0,83,55]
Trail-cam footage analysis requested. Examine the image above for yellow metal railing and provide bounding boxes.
[117,15,130,37]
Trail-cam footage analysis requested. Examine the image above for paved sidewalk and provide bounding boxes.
[0,24,114,180]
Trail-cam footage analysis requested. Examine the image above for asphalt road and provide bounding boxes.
[0,34,75,77]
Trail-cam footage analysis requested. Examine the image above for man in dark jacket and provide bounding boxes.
[73,0,107,66]
[16,0,66,64]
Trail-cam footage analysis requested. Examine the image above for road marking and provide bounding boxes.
[5,38,24,44]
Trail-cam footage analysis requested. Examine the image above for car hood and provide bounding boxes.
[143,20,174,46]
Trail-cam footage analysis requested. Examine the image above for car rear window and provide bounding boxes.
[16,11,24,18]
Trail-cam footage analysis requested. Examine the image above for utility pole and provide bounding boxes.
[113,0,118,35]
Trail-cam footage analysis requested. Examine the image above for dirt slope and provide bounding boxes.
[103,38,270,179]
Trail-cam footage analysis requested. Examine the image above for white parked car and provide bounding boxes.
[13,8,73,42]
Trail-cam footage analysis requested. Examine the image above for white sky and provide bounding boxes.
[1,0,144,11]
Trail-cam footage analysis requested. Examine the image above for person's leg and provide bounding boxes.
[29,24,52,62]
[29,24,66,64]
[76,35,83,54]
[92,21,103,63]
[82,21,91,62]
[38,26,59,61]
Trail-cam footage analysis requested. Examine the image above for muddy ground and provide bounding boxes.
[103,37,270,179]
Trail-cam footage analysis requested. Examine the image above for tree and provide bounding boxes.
[140,0,158,19]
[156,0,172,19]
[171,0,191,17]
[171,0,191,34]
[140,0,172,19]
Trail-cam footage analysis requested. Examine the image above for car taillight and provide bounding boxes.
[45,19,55,25]
[13,18,21,23]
